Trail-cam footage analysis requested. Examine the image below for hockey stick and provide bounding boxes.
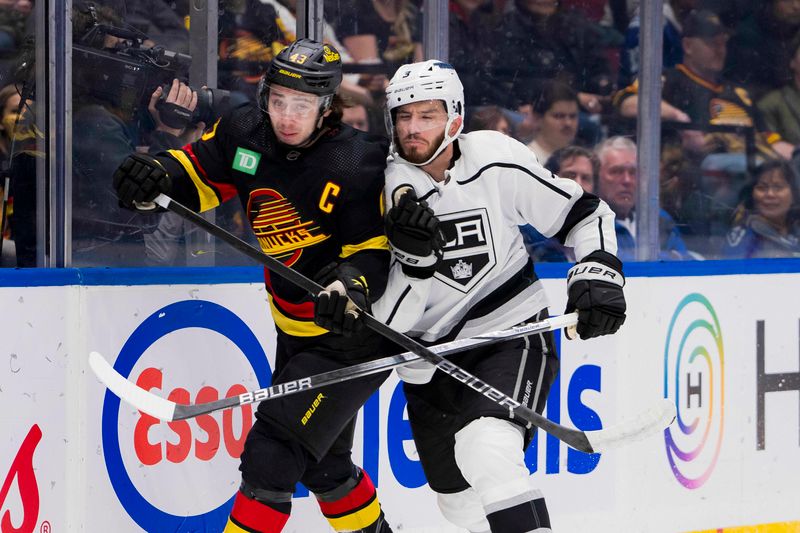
[149,193,675,453]
[89,313,576,422]
[90,312,673,452]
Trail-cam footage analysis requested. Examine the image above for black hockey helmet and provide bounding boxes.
[258,39,343,113]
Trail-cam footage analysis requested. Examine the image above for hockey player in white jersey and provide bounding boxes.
[373,61,627,532]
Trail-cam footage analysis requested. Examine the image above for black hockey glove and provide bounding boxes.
[113,153,172,209]
[385,188,446,279]
[313,262,371,337]
[566,250,626,339]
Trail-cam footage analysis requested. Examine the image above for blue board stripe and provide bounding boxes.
[0,258,799,288]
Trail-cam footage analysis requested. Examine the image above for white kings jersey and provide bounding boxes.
[373,130,618,343]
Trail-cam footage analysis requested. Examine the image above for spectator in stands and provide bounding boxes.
[0,82,20,162]
[547,145,598,194]
[615,9,795,161]
[449,0,499,106]
[342,102,371,132]
[217,0,290,103]
[521,145,601,262]
[0,0,29,55]
[595,136,691,261]
[466,105,512,136]
[527,81,580,164]
[619,0,698,87]
[126,0,190,54]
[723,159,800,258]
[327,0,422,95]
[725,0,800,102]
[489,0,614,116]
[71,3,200,267]
[757,34,800,146]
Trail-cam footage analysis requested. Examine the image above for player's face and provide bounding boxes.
[753,168,793,227]
[394,100,448,164]
[267,84,325,145]
[598,149,637,219]
[539,100,579,150]
[558,155,595,194]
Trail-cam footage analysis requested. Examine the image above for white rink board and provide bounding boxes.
[1,267,799,533]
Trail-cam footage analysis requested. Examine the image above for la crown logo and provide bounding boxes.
[451,259,473,279]
[233,147,261,175]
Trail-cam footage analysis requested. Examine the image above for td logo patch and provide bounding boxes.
[435,208,496,293]
[233,147,261,175]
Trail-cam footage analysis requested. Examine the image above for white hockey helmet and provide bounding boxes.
[385,60,465,166]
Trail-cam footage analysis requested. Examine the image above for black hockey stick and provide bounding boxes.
[148,193,675,453]
[89,313,576,422]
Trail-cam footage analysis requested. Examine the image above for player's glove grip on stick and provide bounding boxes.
[566,250,626,340]
[113,153,172,210]
[386,187,447,279]
[313,262,371,337]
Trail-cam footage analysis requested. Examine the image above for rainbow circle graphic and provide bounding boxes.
[663,293,725,489]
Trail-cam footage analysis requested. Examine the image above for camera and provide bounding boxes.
[156,83,232,126]
[72,31,230,125]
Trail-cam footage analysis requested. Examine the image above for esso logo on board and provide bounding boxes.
[101,300,272,532]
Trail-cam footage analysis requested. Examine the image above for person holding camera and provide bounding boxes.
[71,2,203,267]
[112,39,394,533]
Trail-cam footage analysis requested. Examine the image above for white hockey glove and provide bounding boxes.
[566,250,626,339]
[396,360,437,385]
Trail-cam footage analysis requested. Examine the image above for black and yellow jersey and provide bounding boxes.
[154,103,390,339]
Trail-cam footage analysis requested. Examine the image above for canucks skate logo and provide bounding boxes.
[435,208,495,293]
[248,188,330,266]
[450,259,473,279]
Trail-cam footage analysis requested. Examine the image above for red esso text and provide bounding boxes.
[133,367,254,465]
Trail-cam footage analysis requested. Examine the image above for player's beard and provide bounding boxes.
[398,131,445,165]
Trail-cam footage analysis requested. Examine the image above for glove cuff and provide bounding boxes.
[393,248,440,268]
[567,260,624,289]
[582,250,624,274]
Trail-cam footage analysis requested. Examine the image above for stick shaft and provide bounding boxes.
[156,194,593,451]
[173,314,576,419]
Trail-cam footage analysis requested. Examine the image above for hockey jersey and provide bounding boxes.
[153,103,391,339]
[373,130,618,343]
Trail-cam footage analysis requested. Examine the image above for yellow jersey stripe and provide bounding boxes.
[324,498,382,531]
[223,518,254,533]
[268,295,329,337]
[167,149,220,212]
[340,235,389,258]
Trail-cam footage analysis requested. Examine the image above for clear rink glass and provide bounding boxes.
[9,0,794,266]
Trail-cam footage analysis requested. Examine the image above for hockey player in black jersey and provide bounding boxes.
[374,61,627,532]
[112,39,393,533]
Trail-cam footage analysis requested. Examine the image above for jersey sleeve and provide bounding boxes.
[504,137,618,260]
[153,114,240,213]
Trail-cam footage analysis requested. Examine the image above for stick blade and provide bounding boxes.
[88,351,176,422]
[585,398,677,453]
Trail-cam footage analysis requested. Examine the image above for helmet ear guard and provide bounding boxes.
[385,60,465,166]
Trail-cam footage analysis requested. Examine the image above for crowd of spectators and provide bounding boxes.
[2,0,800,266]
